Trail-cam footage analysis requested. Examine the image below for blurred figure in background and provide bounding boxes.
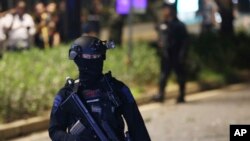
[34,2,49,49]
[86,0,103,37]
[201,0,218,33]
[109,14,125,46]
[82,22,99,38]
[153,3,188,103]
[57,0,67,42]
[0,12,6,58]
[46,2,60,47]
[81,9,89,34]
[2,1,36,51]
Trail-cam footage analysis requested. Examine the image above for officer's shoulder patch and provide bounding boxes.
[52,94,63,114]
[53,94,63,108]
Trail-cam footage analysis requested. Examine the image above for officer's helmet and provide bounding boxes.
[68,34,115,83]
[69,36,115,61]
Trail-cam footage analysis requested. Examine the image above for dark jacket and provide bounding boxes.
[48,75,151,141]
[158,18,188,60]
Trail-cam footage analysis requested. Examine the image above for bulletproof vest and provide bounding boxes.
[65,73,125,140]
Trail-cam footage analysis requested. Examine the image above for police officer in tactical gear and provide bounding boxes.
[153,3,188,103]
[48,28,151,141]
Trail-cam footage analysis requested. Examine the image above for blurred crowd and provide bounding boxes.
[0,0,232,60]
[0,1,35,58]
[0,0,103,58]
[0,1,58,52]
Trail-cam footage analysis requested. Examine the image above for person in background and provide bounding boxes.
[57,0,67,42]
[3,1,36,51]
[34,2,49,49]
[153,2,188,103]
[0,12,6,58]
[46,2,60,47]
[200,0,218,33]
[86,0,103,37]
[0,9,17,56]
[109,14,125,46]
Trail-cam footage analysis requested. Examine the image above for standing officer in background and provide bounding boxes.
[153,2,188,103]
[48,27,151,141]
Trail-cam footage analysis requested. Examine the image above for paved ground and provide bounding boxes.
[9,83,250,141]
[143,83,250,141]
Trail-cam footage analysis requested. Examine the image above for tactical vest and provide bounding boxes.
[63,72,125,140]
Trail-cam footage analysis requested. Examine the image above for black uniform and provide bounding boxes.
[157,17,188,102]
[48,35,151,141]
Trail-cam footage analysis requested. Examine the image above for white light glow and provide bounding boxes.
[164,0,176,4]
[177,0,199,12]
[232,0,238,4]
[169,0,176,3]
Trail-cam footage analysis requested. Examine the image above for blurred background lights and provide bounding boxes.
[232,0,238,4]
[167,0,176,4]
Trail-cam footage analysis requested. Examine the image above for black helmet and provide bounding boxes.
[69,35,115,60]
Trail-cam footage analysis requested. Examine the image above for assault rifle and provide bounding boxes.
[60,77,131,141]
[61,92,110,141]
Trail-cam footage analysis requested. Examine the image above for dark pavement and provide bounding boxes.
[10,83,250,141]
